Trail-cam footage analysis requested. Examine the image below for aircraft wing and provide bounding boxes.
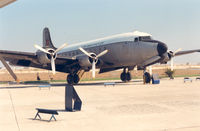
[0,50,78,73]
[175,49,200,56]
[0,0,16,8]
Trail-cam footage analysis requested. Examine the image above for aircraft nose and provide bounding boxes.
[157,42,168,56]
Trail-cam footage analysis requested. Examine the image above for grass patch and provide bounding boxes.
[80,76,142,81]
[22,80,50,84]
[174,74,200,78]
[1,74,199,84]
[0,81,9,84]
[80,77,120,81]
[49,80,67,83]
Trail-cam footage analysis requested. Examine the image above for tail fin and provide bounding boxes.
[43,27,56,49]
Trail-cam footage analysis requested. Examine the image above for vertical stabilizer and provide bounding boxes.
[43,27,56,49]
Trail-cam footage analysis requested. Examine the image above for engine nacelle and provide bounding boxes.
[76,55,92,69]
[36,51,51,64]
[160,52,172,64]
[76,54,103,70]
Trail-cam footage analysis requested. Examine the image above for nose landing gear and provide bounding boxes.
[143,67,151,84]
[143,72,151,84]
[120,67,152,84]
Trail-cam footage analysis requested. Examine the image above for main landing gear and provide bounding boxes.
[67,70,85,85]
[120,68,132,82]
[67,74,80,85]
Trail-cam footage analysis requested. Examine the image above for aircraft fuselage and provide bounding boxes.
[58,31,167,70]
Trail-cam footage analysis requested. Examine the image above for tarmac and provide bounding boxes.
[0,77,200,131]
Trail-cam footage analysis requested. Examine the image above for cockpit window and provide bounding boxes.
[134,37,139,42]
[139,36,152,41]
[134,36,152,42]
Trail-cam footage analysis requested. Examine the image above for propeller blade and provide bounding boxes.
[96,50,108,58]
[170,57,174,71]
[92,60,96,78]
[173,48,182,56]
[54,43,67,54]
[34,44,51,54]
[79,47,91,57]
[51,57,56,75]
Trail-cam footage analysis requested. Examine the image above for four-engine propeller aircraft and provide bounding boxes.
[0,27,200,84]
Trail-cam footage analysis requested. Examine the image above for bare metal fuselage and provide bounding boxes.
[58,32,160,70]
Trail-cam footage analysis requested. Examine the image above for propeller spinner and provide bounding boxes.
[34,43,67,74]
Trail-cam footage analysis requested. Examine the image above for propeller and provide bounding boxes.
[34,43,67,74]
[169,48,182,71]
[172,48,182,57]
[79,47,108,78]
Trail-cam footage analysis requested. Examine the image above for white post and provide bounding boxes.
[149,66,152,75]
[171,58,174,71]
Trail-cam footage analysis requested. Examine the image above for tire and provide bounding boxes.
[73,74,80,84]
[144,72,151,83]
[67,74,74,85]
[120,72,127,82]
[126,72,131,81]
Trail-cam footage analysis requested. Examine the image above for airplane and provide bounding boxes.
[0,27,200,84]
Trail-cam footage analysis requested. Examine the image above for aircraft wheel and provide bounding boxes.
[126,72,131,81]
[73,74,80,84]
[120,72,127,82]
[67,74,74,85]
[143,72,151,83]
